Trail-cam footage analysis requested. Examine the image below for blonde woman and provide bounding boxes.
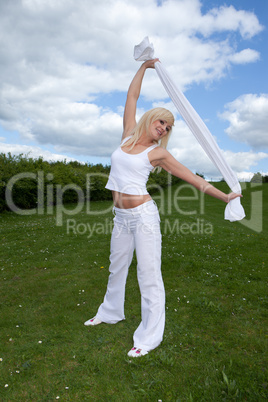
[84,59,241,357]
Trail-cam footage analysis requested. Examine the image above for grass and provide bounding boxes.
[0,182,267,401]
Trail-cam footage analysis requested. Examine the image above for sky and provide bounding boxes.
[0,0,267,181]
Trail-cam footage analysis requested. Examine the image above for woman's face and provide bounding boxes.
[149,119,172,141]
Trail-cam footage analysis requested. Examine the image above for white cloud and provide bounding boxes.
[0,142,76,163]
[220,94,268,150]
[229,49,260,64]
[198,5,264,39]
[166,119,268,180]
[236,172,254,182]
[222,150,268,172]
[1,100,123,156]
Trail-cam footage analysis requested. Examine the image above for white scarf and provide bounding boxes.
[134,37,245,222]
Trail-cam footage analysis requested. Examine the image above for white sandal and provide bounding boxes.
[84,316,102,326]
[127,347,148,357]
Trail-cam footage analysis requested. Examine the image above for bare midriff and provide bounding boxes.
[112,191,152,209]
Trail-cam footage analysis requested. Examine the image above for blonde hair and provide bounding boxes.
[124,107,175,172]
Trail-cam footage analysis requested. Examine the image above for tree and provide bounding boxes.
[251,172,263,183]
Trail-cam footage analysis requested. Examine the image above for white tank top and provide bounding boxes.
[105,137,159,195]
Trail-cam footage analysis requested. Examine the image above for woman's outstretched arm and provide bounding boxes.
[151,147,242,203]
[122,58,159,140]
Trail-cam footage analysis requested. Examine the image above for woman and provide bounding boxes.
[84,59,241,357]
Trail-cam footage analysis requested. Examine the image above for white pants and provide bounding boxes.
[96,200,165,352]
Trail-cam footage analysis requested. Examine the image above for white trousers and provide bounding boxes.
[96,200,165,352]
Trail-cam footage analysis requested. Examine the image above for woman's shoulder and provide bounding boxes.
[148,146,171,164]
[150,146,170,157]
[121,135,133,145]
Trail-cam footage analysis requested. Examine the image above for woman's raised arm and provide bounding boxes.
[122,59,159,140]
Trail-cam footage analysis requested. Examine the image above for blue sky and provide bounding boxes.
[0,0,267,181]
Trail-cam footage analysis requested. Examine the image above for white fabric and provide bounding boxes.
[134,37,155,61]
[105,136,158,195]
[134,37,245,222]
[96,200,165,352]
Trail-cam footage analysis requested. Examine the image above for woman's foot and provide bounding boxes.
[84,317,102,326]
[127,347,148,357]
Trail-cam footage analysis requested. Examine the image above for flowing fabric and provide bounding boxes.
[134,37,245,222]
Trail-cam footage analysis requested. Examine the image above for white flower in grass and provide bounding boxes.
[0,358,2,361]
[56,397,60,400]
[38,340,42,344]
[5,384,8,388]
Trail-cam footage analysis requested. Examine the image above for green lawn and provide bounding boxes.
[0,182,267,401]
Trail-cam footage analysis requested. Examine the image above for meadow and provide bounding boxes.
[0,182,267,401]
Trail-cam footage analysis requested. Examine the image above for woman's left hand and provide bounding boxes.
[227,192,243,203]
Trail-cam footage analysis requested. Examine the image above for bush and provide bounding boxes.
[0,153,181,212]
[251,172,263,183]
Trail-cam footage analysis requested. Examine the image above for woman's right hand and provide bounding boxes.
[142,58,160,69]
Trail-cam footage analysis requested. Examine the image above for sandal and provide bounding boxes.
[84,316,102,326]
[127,347,148,357]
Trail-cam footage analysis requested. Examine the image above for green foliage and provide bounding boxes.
[250,172,268,183]
[251,172,263,183]
[0,153,181,212]
[195,172,205,179]
[0,153,114,212]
